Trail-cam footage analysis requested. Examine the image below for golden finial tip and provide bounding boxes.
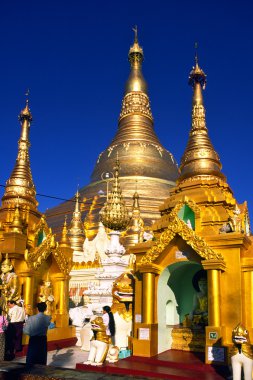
[19,91,32,121]
[188,45,207,89]
[133,25,138,43]
[194,42,198,66]
[129,26,143,57]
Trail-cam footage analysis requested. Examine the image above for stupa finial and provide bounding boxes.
[133,25,138,43]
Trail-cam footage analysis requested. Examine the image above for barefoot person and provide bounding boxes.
[23,302,51,366]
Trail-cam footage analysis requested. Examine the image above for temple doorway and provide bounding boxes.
[157,261,202,353]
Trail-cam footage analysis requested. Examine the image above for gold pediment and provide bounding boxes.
[140,214,224,265]
[169,199,201,218]
[25,233,71,274]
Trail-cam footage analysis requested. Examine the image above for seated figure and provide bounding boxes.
[188,270,208,328]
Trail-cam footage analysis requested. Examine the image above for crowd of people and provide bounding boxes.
[0,301,116,367]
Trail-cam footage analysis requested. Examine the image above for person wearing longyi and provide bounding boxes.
[23,302,51,366]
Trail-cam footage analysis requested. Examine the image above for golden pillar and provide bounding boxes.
[142,272,155,324]
[19,270,34,316]
[52,273,69,327]
[207,269,220,326]
[202,260,226,327]
[241,262,253,329]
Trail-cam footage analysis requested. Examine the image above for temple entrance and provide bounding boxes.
[157,261,204,354]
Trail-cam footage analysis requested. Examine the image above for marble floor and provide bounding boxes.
[14,345,89,369]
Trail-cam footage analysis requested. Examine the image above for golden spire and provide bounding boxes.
[100,155,129,231]
[119,27,153,123]
[60,216,70,246]
[125,26,146,94]
[2,97,38,209]
[124,188,144,246]
[68,191,85,251]
[178,50,226,183]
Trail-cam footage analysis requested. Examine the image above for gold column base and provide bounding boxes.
[171,327,205,352]
[132,323,158,357]
[205,326,227,364]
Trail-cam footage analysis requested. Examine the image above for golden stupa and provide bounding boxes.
[0,99,75,345]
[130,53,252,364]
[46,29,179,240]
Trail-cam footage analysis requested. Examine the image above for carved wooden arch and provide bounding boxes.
[140,215,224,266]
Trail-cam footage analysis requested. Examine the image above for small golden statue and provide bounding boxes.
[38,276,55,317]
[230,323,253,380]
[0,254,20,313]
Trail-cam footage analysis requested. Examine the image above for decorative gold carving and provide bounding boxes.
[171,327,205,352]
[71,257,102,270]
[124,190,144,246]
[167,199,201,218]
[107,145,117,157]
[100,157,129,231]
[25,233,71,274]
[119,92,153,120]
[68,191,85,252]
[0,254,21,312]
[123,142,130,151]
[33,214,50,238]
[140,214,224,265]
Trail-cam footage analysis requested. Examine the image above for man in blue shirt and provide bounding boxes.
[23,302,51,366]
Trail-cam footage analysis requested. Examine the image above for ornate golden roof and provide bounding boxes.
[178,54,226,183]
[100,157,129,231]
[2,99,38,209]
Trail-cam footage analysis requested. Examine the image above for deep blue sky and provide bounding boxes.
[0,1,252,220]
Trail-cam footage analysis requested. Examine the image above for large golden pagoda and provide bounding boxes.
[46,30,179,240]
[130,54,252,365]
